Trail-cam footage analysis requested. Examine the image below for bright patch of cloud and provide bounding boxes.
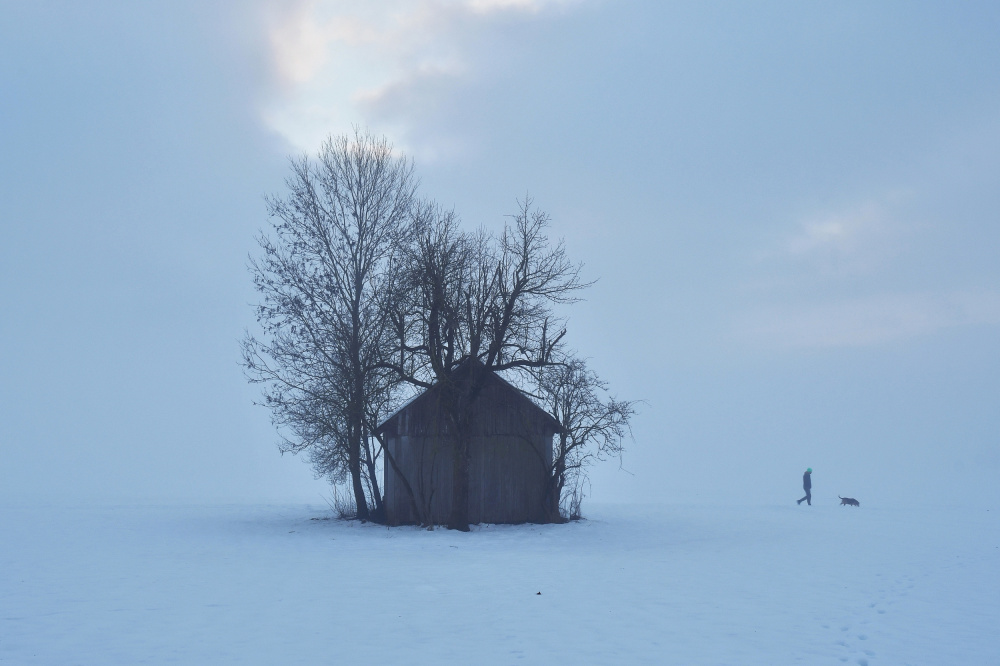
[468,0,548,12]
[775,193,912,278]
[740,290,1000,348]
[262,0,582,156]
[787,201,883,255]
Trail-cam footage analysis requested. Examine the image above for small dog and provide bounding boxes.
[839,496,860,507]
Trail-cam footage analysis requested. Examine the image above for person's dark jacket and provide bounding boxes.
[803,472,812,491]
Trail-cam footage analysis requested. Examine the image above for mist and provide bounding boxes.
[2,1,998,510]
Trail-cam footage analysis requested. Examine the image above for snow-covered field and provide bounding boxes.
[2,501,997,664]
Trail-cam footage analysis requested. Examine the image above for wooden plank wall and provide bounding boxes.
[384,378,554,525]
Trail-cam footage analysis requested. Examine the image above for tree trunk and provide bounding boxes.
[348,451,369,520]
[363,443,386,524]
[545,453,567,523]
[382,438,425,526]
[349,411,370,521]
[448,433,471,531]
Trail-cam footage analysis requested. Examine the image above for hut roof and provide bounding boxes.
[375,358,562,435]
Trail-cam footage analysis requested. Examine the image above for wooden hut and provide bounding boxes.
[377,361,560,525]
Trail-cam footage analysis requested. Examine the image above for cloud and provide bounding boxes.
[467,0,549,13]
[261,0,583,155]
[739,290,1000,348]
[773,193,914,279]
[738,141,1000,351]
[787,202,884,256]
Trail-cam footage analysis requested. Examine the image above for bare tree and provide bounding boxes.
[243,136,630,528]
[387,198,588,530]
[242,129,416,521]
[535,357,636,521]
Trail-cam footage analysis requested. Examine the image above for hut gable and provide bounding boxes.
[378,360,557,525]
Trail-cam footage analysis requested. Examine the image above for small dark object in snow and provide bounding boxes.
[536,592,541,595]
[839,496,860,507]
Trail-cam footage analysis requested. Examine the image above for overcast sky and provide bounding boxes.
[2,0,998,508]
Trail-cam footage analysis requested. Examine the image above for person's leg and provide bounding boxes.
[806,489,811,505]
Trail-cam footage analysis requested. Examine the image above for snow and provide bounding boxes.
[2,502,998,664]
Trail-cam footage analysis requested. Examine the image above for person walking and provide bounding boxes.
[797,468,813,505]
